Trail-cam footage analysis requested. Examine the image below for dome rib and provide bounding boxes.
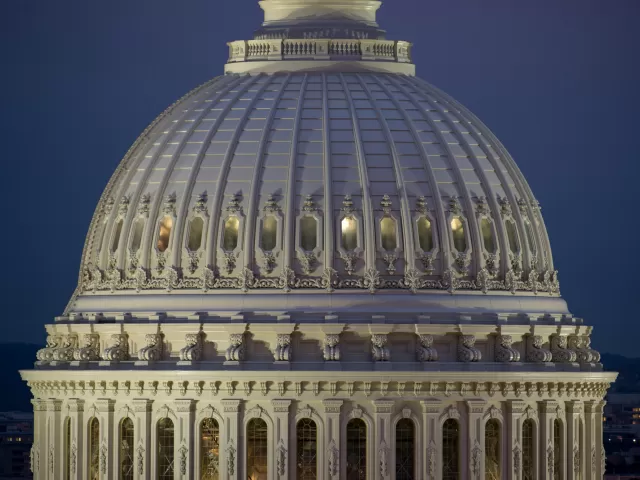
[320,73,334,269]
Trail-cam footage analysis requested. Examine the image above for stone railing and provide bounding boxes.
[227,38,412,64]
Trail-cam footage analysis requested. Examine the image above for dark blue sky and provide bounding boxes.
[1,0,638,355]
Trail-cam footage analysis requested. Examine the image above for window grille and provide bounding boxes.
[346,418,367,480]
[442,418,459,480]
[522,419,535,480]
[485,419,501,480]
[247,418,268,480]
[296,418,317,479]
[395,418,415,480]
[200,418,220,480]
[157,418,175,480]
[88,417,100,480]
[119,418,134,480]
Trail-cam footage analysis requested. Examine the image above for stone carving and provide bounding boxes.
[193,192,208,215]
[103,334,130,361]
[100,443,107,474]
[591,445,596,473]
[299,251,317,274]
[513,444,521,478]
[382,253,397,274]
[162,192,177,216]
[550,335,578,363]
[583,335,601,362]
[371,334,390,361]
[237,267,255,292]
[323,334,341,361]
[226,441,236,477]
[458,335,481,362]
[36,335,62,362]
[404,268,423,294]
[48,444,54,474]
[138,333,164,361]
[495,334,520,362]
[573,445,580,476]
[547,444,554,478]
[225,333,244,361]
[417,334,438,361]
[377,440,390,477]
[178,444,188,475]
[426,441,437,478]
[263,252,277,273]
[526,335,553,363]
[179,332,203,361]
[70,443,77,474]
[454,251,471,274]
[471,441,482,479]
[276,439,287,477]
[340,251,358,275]
[38,334,77,363]
[274,334,291,361]
[601,446,606,474]
[223,251,237,274]
[73,333,100,361]
[327,439,339,477]
[30,443,39,474]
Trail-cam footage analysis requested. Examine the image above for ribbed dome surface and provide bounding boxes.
[75,71,559,314]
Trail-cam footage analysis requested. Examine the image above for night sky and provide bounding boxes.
[1,0,638,355]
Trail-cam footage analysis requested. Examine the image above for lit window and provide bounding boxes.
[396,418,415,480]
[485,419,501,480]
[450,217,466,252]
[300,216,318,251]
[296,418,317,479]
[200,418,220,480]
[157,418,175,480]
[187,217,205,252]
[442,419,459,480]
[380,217,397,251]
[261,216,278,251]
[130,218,145,253]
[341,216,358,251]
[246,418,268,480]
[222,217,239,251]
[88,417,100,480]
[417,217,433,252]
[111,219,124,253]
[157,216,173,252]
[505,220,518,254]
[480,218,496,253]
[346,418,367,480]
[120,418,134,480]
[553,419,563,480]
[64,418,71,480]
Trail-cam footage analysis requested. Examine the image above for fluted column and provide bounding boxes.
[421,399,441,480]
[96,399,115,480]
[322,399,343,480]
[31,399,47,478]
[506,400,525,480]
[466,399,486,480]
[67,399,85,480]
[373,399,394,480]
[539,400,557,480]
[221,399,242,480]
[566,400,583,480]
[132,399,153,480]
[272,399,292,479]
[593,401,606,480]
[174,399,196,480]
[45,399,62,480]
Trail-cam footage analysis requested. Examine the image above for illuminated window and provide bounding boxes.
[296,418,317,480]
[480,218,496,253]
[505,219,518,254]
[485,419,501,480]
[187,217,205,252]
[553,419,563,480]
[417,217,433,252]
[442,419,459,480]
[157,418,175,480]
[525,221,537,254]
[522,419,535,480]
[200,418,219,480]
[380,217,397,251]
[157,216,173,252]
[346,418,367,480]
[246,418,268,480]
[120,418,134,480]
[64,417,71,480]
[111,219,124,253]
[300,216,318,251]
[130,218,145,253]
[222,217,239,251]
[341,217,358,251]
[261,216,278,251]
[450,217,466,252]
[88,417,100,480]
[396,418,415,480]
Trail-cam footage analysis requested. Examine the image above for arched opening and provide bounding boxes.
[88,417,100,480]
[522,419,535,480]
[480,218,496,253]
[525,220,537,254]
[222,216,239,251]
[200,418,220,480]
[300,216,318,251]
[395,418,415,480]
[296,418,317,479]
[554,419,563,480]
[380,217,397,251]
[341,216,358,251]
[157,216,173,252]
[485,419,501,480]
[130,218,145,253]
[111,219,124,253]
[505,219,518,254]
[442,418,459,480]
[64,417,71,480]
[157,418,175,480]
[261,215,278,251]
[416,217,433,252]
[187,217,205,251]
[346,418,367,480]
[246,418,268,480]
[119,418,134,480]
[450,217,466,252]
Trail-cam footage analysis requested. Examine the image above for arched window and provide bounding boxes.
[346,418,367,480]
[480,218,496,253]
[130,218,145,253]
[111,219,124,252]
[188,217,205,251]
[554,419,563,480]
[64,417,71,480]
[522,419,535,480]
[246,418,268,480]
[505,219,518,254]
[442,418,459,480]
[296,418,317,479]
[200,418,220,480]
[157,216,173,252]
[300,216,318,251]
[341,217,358,251]
[485,419,501,480]
[222,216,239,251]
[120,418,134,480]
[261,216,278,251]
[380,217,397,251]
[525,220,537,254]
[450,217,466,252]
[395,418,415,480]
[157,418,175,480]
[88,417,100,480]
[417,217,433,252]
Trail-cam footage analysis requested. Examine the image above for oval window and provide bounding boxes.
[451,216,467,252]
[130,218,145,253]
[341,216,358,251]
[157,216,173,252]
[480,218,496,253]
[380,217,397,251]
[417,217,433,252]
[505,220,519,253]
[300,216,318,251]
[223,216,239,251]
[261,216,278,251]
[111,219,124,253]
[525,221,537,254]
[187,217,204,252]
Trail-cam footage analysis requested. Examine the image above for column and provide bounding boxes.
[272,399,292,479]
[373,399,395,480]
[421,399,441,480]
[221,399,242,480]
[132,398,153,480]
[539,400,557,480]
[31,399,47,478]
[506,400,525,480]
[466,399,486,480]
[45,399,62,480]
[68,399,85,480]
[322,399,343,479]
[174,399,196,480]
[594,401,606,480]
[96,398,115,480]
[566,400,583,480]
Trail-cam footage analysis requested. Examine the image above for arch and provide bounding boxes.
[157,417,175,480]
[341,407,374,479]
[199,417,220,480]
[484,418,501,480]
[395,418,416,480]
[522,418,536,480]
[246,418,269,480]
[194,405,226,480]
[391,408,422,480]
[119,417,134,480]
[242,406,274,479]
[346,418,367,480]
[87,417,100,480]
[442,418,460,480]
[294,406,325,480]
[296,417,318,479]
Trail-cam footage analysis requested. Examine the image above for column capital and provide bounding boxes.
[566,400,583,414]
[420,398,442,413]
[584,400,599,414]
[222,398,242,413]
[538,399,559,414]
[132,398,153,413]
[465,398,487,414]
[67,398,85,413]
[45,399,63,411]
[95,398,115,413]
[322,399,343,413]
[507,399,526,415]
[272,399,293,413]
[373,399,395,414]
[31,399,47,411]
[174,399,196,413]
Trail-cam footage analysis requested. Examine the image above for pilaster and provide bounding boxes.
[466,399,486,480]
[67,399,85,480]
[420,398,441,480]
[566,400,583,480]
[45,399,62,480]
[322,399,343,479]
[506,400,525,480]
[174,399,196,480]
[539,400,558,480]
[96,398,115,480]
[221,399,242,480]
[593,401,606,480]
[31,399,47,479]
[132,399,153,480]
[373,399,395,480]
[271,399,292,479]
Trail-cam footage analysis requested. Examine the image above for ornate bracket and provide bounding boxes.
[458,335,481,362]
[495,335,520,362]
[225,333,245,362]
[323,334,341,361]
[138,333,164,361]
[274,334,291,361]
[416,334,438,361]
[371,334,390,361]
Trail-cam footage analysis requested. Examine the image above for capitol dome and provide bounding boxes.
[23,1,615,479]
